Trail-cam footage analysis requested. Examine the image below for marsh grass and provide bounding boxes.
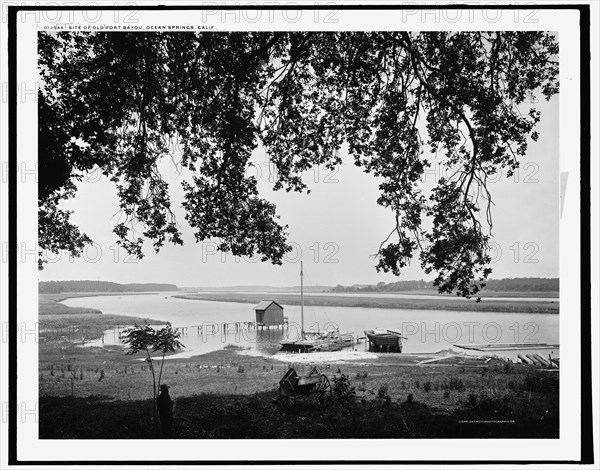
[39,293,162,341]
[40,373,559,439]
[175,292,559,314]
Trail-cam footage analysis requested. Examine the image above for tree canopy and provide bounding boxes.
[38,31,558,298]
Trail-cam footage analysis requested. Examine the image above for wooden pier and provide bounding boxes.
[174,321,265,335]
[222,321,256,333]
[256,316,289,330]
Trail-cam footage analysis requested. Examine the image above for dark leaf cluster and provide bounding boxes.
[39,32,558,298]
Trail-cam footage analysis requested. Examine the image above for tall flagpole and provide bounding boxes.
[300,261,304,340]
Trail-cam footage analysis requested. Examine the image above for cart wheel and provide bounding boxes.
[279,378,296,408]
[315,374,332,407]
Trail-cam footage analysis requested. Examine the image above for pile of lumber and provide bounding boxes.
[517,353,559,368]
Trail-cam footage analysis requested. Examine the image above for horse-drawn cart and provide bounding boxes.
[278,366,333,407]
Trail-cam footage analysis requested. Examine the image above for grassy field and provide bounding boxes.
[39,342,559,439]
[174,292,559,314]
[40,295,102,315]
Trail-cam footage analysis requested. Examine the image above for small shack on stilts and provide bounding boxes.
[254,300,286,330]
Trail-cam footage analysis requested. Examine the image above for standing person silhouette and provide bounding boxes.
[157,384,174,436]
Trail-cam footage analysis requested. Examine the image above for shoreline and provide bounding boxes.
[41,290,180,303]
[39,290,559,351]
[71,337,561,366]
[39,292,171,341]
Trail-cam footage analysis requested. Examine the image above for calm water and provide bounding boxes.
[61,293,559,359]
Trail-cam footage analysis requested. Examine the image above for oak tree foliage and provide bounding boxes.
[38,31,558,299]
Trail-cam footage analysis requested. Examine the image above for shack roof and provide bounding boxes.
[254,300,284,311]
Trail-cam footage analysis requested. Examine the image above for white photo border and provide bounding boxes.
[3,1,594,466]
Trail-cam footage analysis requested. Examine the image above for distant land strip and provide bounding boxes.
[39,280,179,294]
[174,292,559,314]
[329,277,559,294]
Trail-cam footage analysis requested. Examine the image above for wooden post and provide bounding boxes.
[300,261,304,340]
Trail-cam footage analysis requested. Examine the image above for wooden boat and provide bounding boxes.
[311,331,354,352]
[364,328,404,352]
[281,332,323,353]
[281,329,354,352]
[279,338,303,351]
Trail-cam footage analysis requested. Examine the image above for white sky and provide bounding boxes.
[39,92,559,288]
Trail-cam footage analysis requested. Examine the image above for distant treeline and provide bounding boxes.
[39,280,179,294]
[330,277,559,293]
